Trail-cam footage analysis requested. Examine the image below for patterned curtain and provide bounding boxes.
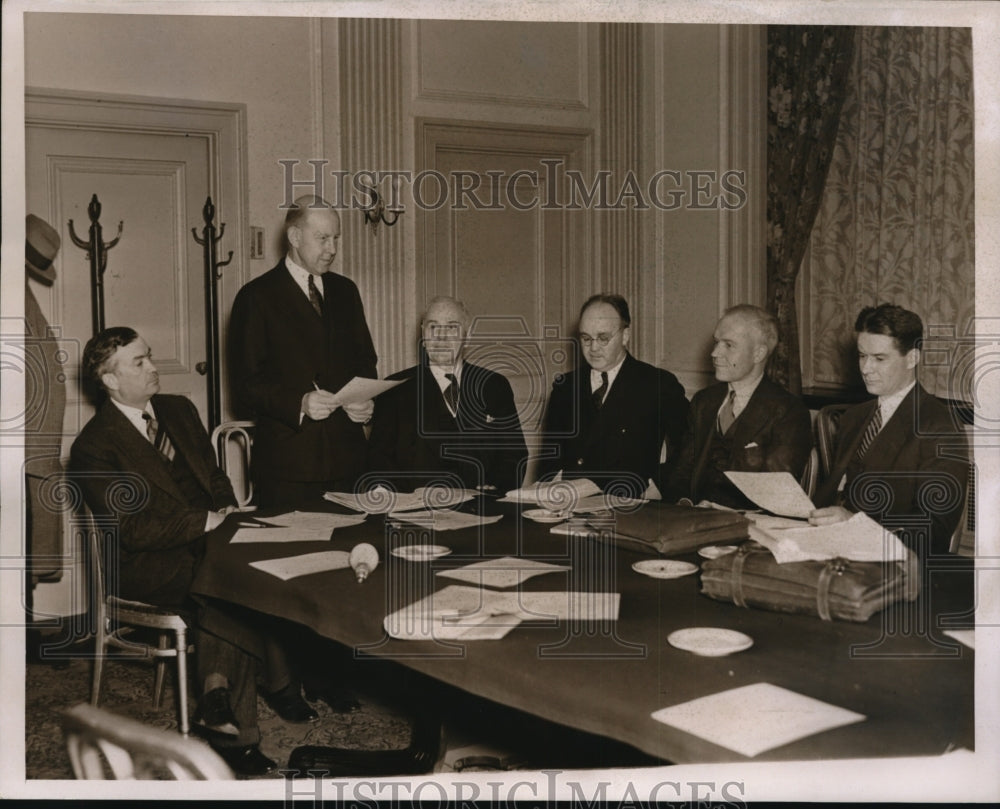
[766,26,856,394]
[806,27,974,399]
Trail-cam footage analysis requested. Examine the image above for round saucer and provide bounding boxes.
[698,545,738,560]
[391,544,452,561]
[522,508,571,524]
[631,559,698,579]
[667,627,754,657]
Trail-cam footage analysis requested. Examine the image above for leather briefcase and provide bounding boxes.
[587,501,749,556]
[699,541,920,622]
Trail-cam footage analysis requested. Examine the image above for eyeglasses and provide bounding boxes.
[423,323,463,339]
[579,329,620,348]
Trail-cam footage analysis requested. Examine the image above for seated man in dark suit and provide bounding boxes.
[368,296,528,492]
[664,304,812,508]
[70,327,319,776]
[810,304,968,557]
[539,293,689,497]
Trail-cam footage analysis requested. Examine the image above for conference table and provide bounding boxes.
[190,496,975,765]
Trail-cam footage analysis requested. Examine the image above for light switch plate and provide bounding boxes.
[250,226,264,258]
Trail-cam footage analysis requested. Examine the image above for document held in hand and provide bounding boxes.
[724,471,815,518]
[330,376,403,406]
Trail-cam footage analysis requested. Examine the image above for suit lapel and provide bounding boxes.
[98,401,182,501]
[729,380,778,447]
[866,386,917,468]
[152,396,214,495]
[690,384,728,500]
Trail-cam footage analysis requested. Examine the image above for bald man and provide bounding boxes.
[663,305,812,508]
[229,196,378,508]
[367,296,528,492]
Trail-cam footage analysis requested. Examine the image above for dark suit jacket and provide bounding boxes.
[69,394,236,602]
[813,383,968,556]
[367,361,528,492]
[540,353,689,496]
[664,378,813,506]
[228,261,378,487]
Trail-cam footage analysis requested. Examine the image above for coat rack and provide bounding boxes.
[192,196,233,431]
[68,194,123,336]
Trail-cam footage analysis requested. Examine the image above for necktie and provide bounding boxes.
[717,389,737,435]
[592,371,609,409]
[855,404,882,459]
[444,373,460,415]
[142,412,175,462]
[307,274,324,317]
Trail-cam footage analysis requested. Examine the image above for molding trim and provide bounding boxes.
[718,25,766,315]
[339,18,406,377]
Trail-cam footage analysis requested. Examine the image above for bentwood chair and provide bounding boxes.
[84,513,195,735]
[63,703,233,780]
[211,420,255,508]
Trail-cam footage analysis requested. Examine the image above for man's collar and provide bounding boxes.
[285,254,321,287]
[879,379,916,408]
[109,396,152,418]
[729,369,765,398]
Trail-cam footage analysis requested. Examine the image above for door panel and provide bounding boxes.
[26,125,211,424]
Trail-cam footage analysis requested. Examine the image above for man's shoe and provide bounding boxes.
[194,687,240,736]
[213,744,277,777]
[304,685,361,713]
[264,682,318,723]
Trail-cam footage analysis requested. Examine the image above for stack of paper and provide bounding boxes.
[500,478,602,509]
[384,584,620,641]
[436,556,569,588]
[387,510,502,532]
[749,511,910,563]
[325,485,475,514]
[650,682,866,757]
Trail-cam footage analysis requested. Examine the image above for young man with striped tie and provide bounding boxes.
[810,304,968,558]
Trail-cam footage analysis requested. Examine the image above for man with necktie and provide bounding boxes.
[810,304,968,557]
[663,304,812,508]
[70,327,319,776]
[539,293,689,497]
[229,195,378,509]
[367,296,528,492]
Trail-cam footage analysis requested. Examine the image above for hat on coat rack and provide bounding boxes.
[26,214,61,285]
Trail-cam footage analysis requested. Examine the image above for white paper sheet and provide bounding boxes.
[650,682,866,757]
[248,550,351,580]
[324,485,475,514]
[230,526,335,544]
[328,375,403,405]
[943,629,975,649]
[500,478,602,508]
[724,471,816,518]
[436,556,569,588]
[263,511,368,530]
[749,511,910,563]
[387,510,503,531]
[383,584,620,641]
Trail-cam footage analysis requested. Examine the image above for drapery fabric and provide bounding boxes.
[806,27,974,399]
[766,26,856,394]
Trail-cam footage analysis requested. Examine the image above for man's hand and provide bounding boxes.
[343,398,375,424]
[808,505,854,526]
[301,389,341,421]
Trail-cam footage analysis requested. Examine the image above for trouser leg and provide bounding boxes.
[194,624,260,747]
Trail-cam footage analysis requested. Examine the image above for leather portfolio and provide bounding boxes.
[587,501,749,556]
[700,541,920,622]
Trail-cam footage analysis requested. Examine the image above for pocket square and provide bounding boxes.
[486,415,495,424]
[744,442,759,449]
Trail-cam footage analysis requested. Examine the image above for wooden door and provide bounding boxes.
[417,121,593,482]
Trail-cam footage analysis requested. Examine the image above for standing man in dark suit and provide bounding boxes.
[229,195,378,508]
[368,296,527,492]
[540,293,689,497]
[811,304,968,557]
[664,305,812,508]
[71,327,318,776]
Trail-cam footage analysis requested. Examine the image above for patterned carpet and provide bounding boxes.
[25,635,419,780]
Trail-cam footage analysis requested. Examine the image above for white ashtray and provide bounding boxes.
[667,627,754,657]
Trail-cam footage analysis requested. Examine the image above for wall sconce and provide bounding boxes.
[360,176,403,233]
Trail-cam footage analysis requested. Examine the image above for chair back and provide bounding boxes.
[815,403,851,481]
[951,424,976,556]
[799,446,819,500]
[211,420,255,507]
[63,703,233,779]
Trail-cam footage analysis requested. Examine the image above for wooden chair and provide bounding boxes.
[211,420,255,508]
[63,703,233,780]
[815,403,851,482]
[799,446,820,500]
[85,515,195,735]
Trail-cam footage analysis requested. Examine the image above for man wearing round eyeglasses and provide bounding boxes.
[368,296,528,492]
[540,293,689,497]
